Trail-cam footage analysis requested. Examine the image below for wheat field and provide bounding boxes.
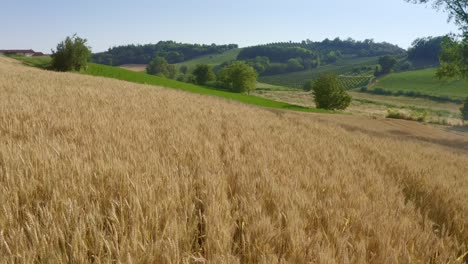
[0,56,467,263]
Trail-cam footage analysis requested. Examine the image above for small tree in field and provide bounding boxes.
[146,57,177,78]
[218,62,258,93]
[377,55,397,75]
[179,65,188,74]
[313,74,351,110]
[193,64,215,85]
[461,98,468,124]
[51,34,91,71]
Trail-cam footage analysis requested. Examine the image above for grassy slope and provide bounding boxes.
[1,57,468,262]
[10,55,328,113]
[259,56,379,88]
[175,48,241,70]
[177,53,377,89]
[374,68,468,99]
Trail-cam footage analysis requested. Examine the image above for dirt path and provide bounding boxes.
[119,64,146,72]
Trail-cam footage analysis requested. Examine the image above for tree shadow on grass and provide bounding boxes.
[446,125,468,133]
[337,123,468,153]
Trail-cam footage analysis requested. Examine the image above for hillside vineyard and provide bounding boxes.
[0,57,467,263]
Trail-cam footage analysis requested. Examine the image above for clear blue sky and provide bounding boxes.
[0,0,460,53]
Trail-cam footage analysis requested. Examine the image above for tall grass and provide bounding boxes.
[1,57,467,263]
[10,55,326,113]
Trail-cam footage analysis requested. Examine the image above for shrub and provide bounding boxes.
[218,62,258,93]
[146,57,177,78]
[399,61,412,71]
[185,74,196,83]
[386,108,427,122]
[386,109,406,119]
[312,74,351,110]
[193,64,215,85]
[51,34,91,71]
[176,74,185,82]
[179,65,188,74]
[378,55,397,74]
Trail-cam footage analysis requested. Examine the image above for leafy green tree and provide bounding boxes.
[179,65,188,74]
[406,0,467,32]
[51,34,91,71]
[436,35,468,80]
[325,51,339,63]
[218,62,258,93]
[312,74,351,110]
[166,64,178,79]
[408,36,448,64]
[165,51,184,63]
[406,0,467,80]
[193,64,215,85]
[146,57,177,78]
[287,58,305,71]
[244,56,270,74]
[378,55,397,74]
[461,98,468,123]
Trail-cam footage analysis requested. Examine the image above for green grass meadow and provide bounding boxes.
[175,48,241,71]
[373,68,468,99]
[259,56,379,88]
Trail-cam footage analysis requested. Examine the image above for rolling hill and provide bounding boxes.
[1,56,468,262]
[258,56,379,88]
[371,68,468,99]
[10,55,325,113]
[175,48,241,71]
[119,49,242,73]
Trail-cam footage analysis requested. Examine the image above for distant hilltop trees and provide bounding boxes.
[242,38,405,58]
[234,38,405,76]
[92,41,238,66]
[91,38,406,68]
[407,36,449,67]
[91,36,453,77]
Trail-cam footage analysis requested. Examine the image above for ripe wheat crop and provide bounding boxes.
[0,57,467,263]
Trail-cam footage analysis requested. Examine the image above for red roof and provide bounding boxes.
[0,49,36,54]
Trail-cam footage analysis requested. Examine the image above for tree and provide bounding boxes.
[312,74,351,110]
[193,64,215,85]
[408,36,448,65]
[51,34,91,71]
[406,0,468,80]
[287,58,305,71]
[406,0,468,32]
[218,62,258,93]
[146,56,177,78]
[378,55,397,74]
[461,97,468,123]
[179,65,188,74]
[436,35,468,80]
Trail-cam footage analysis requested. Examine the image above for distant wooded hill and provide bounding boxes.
[239,38,405,59]
[92,37,448,78]
[91,38,405,67]
[92,41,238,66]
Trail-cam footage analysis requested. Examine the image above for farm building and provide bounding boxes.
[0,49,43,57]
